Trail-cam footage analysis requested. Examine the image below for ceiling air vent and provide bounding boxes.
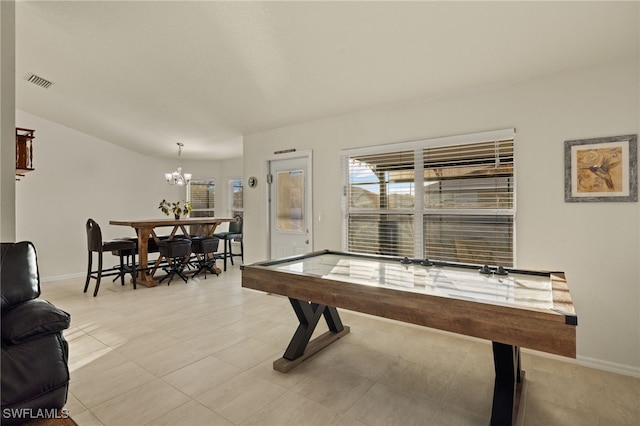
[25,73,54,89]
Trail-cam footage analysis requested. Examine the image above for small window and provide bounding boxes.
[189,179,215,218]
[229,178,244,218]
[188,178,216,236]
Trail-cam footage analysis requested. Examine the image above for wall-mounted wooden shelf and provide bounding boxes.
[16,127,35,177]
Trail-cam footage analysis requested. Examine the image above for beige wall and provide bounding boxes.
[243,59,640,375]
[15,110,241,279]
[0,1,16,242]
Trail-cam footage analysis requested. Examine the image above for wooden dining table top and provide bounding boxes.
[109,217,235,228]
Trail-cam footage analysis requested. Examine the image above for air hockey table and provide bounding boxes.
[241,250,578,425]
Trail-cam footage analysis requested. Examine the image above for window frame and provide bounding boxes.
[187,177,216,218]
[341,128,516,266]
[227,177,244,218]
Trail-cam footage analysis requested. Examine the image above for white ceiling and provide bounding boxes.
[15,1,639,160]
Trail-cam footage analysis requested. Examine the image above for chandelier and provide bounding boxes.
[164,142,192,186]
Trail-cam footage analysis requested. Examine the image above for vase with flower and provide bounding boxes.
[158,199,192,219]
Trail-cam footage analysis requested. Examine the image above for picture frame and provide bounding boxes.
[564,134,637,202]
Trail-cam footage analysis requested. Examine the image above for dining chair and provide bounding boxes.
[214,216,243,271]
[84,219,137,297]
[190,236,220,279]
[120,236,163,273]
[157,239,192,285]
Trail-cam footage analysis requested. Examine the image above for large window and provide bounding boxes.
[342,129,515,267]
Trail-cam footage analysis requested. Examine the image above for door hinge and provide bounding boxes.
[267,173,273,184]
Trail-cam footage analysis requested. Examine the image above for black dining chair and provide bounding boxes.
[157,239,192,285]
[84,219,137,297]
[190,236,220,279]
[214,216,243,271]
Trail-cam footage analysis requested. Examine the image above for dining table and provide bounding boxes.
[109,217,236,287]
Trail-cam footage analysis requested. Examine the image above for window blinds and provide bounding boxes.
[423,140,514,210]
[347,149,416,257]
[343,130,515,267]
[189,179,215,218]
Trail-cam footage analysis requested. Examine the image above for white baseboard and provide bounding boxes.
[516,348,640,379]
[575,355,640,378]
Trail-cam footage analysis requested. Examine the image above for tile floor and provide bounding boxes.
[41,264,638,426]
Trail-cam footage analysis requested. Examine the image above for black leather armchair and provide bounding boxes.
[1,241,71,425]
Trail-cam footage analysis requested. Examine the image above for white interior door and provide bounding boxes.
[269,152,312,259]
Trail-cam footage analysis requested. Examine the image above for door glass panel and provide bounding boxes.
[277,170,304,232]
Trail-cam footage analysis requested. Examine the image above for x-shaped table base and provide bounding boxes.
[273,298,350,373]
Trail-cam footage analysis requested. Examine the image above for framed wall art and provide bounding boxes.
[564,134,637,202]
